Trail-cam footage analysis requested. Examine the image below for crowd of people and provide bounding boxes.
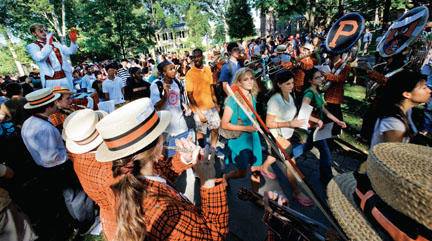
[0,20,431,241]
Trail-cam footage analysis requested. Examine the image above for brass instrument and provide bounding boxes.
[366,6,430,99]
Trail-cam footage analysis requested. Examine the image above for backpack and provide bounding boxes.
[155,78,187,109]
[154,78,195,129]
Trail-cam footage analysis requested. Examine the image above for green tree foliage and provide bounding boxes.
[226,0,256,40]
[0,43,32,75]
[77,0,154,60]
[184,4,211,48]
[2,0,80,44]
[213,23,226,43]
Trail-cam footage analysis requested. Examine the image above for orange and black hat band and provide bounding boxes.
[28,93,56,106]
[74,129,100,146]
[103,111,160,151]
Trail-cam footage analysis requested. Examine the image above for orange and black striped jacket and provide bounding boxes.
[68,151,117,241]
[292,57,315,92]
[324,61,351,105]
[138,154,229,240]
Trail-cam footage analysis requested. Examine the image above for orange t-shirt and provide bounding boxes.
[185,66,215,110]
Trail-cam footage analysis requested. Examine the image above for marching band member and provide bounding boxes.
[322,52,351,135]
[62,109,117,241]
[49,86,85,132]
[94,98,228,241]
[26,23,78,91]
[292,43,316,105]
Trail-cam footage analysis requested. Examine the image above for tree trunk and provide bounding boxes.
[337,0,344,18]
[61,0,66,43]
[382,0,391,33]
[1,30,25,76]
[223,17,230,42]
[309,0,317,32]
[374,7,379,26]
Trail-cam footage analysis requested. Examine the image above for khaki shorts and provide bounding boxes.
[194,107,221,134]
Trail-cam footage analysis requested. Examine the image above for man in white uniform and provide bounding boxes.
[26,23,78,91]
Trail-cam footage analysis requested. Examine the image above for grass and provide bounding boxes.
[83,235,105,241]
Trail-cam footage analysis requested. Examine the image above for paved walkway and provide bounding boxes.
[175,138,365,241]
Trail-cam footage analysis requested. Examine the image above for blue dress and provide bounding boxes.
[225,96,263,168]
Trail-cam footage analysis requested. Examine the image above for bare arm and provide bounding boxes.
[322,106,346,128]
[187,91,199,112]
[302,96,323,128]
[266,113,305,129]
[221,106,255,132]
[154,84,170,111]
[222,82,230,97]
[382,130,405,143]
[210,84,219,109]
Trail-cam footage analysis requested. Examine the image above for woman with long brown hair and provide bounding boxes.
[95,98,228,241]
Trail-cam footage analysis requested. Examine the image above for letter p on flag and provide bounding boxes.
[329,20,358,48]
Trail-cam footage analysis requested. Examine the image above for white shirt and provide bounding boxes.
[81,74,96,90]
[150,80,188,136]
[102,76,125,105]
[26,40,78,89]
[21,116,68,168]
[254,45,261,54]
[267,93,297,139]
[117,68,130,85]
[370,117,409,150]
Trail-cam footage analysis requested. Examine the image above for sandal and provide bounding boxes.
[293,192,313,207]
[260,169,276,179]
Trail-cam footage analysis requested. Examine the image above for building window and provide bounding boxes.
[170,32,173,40]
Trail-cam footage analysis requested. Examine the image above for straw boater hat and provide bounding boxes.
[24,88,61,109]
[53,86,74,95]
[95,98,171,162]
[327,143,432,241]
[63,109,108,154]
[275,45,287,54]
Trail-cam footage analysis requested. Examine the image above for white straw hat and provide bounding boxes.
[95,98,171,162]
[53,86,74,95]
[275,45,287,54]
[63,109,108,154]
[24,88,61,109]
[327,143,432,241]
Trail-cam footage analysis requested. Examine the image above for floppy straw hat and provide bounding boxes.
[53,86,74,95]
[95,98,171,162]
[24,88,61,109]
[63,109,108,154]
[327,143,432,241]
